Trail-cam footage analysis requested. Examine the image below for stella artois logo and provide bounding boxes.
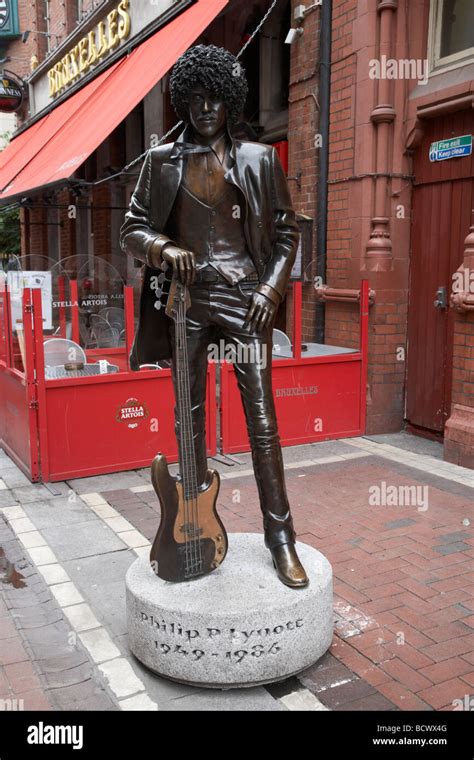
[116,398,149,430]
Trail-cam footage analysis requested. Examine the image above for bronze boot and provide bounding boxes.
[263,510,309,589]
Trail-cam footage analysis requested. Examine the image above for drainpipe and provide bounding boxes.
[315,0,332,344]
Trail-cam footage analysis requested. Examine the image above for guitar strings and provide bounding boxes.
[176,295,191,575]
[178,287,202,576]
[181,292,202,574]
[177,296,193,575]
[182,290,202,575]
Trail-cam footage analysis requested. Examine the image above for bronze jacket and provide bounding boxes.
[120,128,299,368]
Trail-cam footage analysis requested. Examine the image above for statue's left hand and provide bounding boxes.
[244,292,277,332]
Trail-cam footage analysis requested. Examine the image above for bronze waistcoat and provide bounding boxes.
[165,170,256,285]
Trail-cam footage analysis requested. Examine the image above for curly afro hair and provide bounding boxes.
[169,45,248,126]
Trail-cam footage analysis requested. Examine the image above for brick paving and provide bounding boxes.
[0,433,473,711]
[0,512,117,711]
[104,438,474,711]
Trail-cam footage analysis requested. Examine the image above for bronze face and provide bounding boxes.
[188,85,227,143]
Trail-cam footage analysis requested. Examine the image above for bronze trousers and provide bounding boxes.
[170,278,296,548]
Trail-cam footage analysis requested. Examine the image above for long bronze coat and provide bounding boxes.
[120,128,299,368]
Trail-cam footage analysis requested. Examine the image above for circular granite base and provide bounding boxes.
[126,533,333,688]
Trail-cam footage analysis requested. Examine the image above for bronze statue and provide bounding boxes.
[120,45,309,588]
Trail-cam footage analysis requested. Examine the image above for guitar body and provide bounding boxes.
[149,454,228,582]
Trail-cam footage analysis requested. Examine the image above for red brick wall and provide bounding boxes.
[325,0,359,351]
[287,0,319,341]
[325,0,415,432]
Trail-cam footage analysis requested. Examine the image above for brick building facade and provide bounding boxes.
[1,0,473,468]
[325,0,474,467]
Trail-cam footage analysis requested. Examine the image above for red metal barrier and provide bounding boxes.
[0,278,370,481]
[0,287,40,481]
[221,280,370,454]
[0,284,217,483]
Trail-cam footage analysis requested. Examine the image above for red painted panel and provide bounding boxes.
[221,357,363,454]
[0,370,33,478]
[42,368,217,482]
[272,141,289,174]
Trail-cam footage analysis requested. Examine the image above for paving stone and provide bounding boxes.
[0,636,29,666]
[48,679,115,710]
[0,493,20,508]
[11,601,65,630]
[433,542,472,555]
[42,662,95,689]
[34,650,89,672]
[17,531,47,550]
[299,657,356,693]
[4,661,42,694]
[49,582,85,608]
[103,516,134,533]
[36,564,71,586]
[317,677,376,709]
[0,616,18,639]
[78,629,121,664]
[337,692,397,711]
[22,499,98,529]
[66,473,145,494]
[419,657,474,685]
[16,689,52,711]
[1,471,31,489]
[8,517,36,534]
[64,553,134,636]
[279,689,329,711]
[437,531,472,544]
[98,658,144,698]
[384,519,417,530]
[168,687,283,711]
[11,486,54,504]
[41,520,126,560]
[119,693,158,710]
[26,546,57,566]
[417,678,474,710]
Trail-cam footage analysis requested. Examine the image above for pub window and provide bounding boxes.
[429,0,474,72]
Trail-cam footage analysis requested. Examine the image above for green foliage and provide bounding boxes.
[0,130,21,257]
[0,205,20,256]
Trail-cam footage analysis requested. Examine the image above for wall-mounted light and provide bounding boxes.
[22,30,62,45]
[285,27,304,45]
[285,2,321,45]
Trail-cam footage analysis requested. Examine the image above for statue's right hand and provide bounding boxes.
[161,245,196,286]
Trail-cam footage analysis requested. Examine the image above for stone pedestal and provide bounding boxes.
[126,533,333,688]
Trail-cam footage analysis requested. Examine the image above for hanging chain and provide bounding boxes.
[237,0,279,60]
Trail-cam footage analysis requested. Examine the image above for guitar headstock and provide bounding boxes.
[165,278,192,321]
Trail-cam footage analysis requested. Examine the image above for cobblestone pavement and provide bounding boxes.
[1,433,473,711]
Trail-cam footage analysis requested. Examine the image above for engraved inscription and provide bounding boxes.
[139,613,304,663]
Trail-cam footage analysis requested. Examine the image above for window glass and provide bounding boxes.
[440,0,474,58]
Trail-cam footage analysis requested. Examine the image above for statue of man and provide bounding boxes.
[120,45,308,588]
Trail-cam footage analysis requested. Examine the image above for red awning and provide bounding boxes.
[0,0,228,201]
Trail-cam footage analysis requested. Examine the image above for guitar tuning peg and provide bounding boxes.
[154,301,162,311]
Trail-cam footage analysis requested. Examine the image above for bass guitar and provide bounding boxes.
[149,278,228,582]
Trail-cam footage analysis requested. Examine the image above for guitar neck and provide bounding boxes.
[174,285,199,501]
